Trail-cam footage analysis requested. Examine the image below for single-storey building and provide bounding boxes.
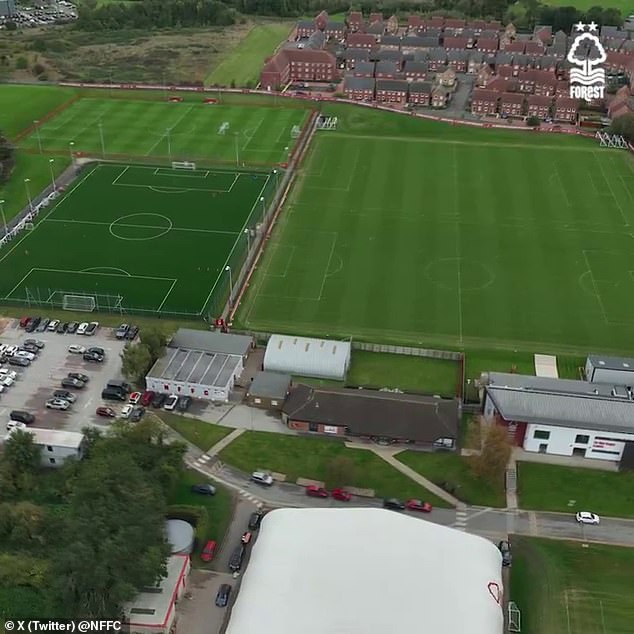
[123,555,190,634]
[585,354,634,386]
[146,330,253,402]
[282,384,458,448]
[246,371,292,410]
[483,372,634,464]
[9,428,87,468]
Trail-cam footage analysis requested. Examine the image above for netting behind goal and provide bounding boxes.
[62,294,97,312]
[172,161,197,170]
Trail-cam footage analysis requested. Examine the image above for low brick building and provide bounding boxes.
[375,78,408,103]
[526,94,552,119]
[344,76,375,100]
[261,49,337,90]
[554,96,579,122]
[409,80,433,105]
[471,88,499,115]
[500,92,525,117]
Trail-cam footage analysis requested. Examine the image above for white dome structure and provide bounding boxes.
[165,519,194,555]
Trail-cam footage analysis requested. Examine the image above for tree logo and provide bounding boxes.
[567,22,606,101]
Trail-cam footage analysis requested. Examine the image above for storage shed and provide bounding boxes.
[246,371,292,410]
[263,335,351,380]
[585,355,634,386]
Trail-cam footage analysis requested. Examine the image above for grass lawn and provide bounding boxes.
[206,22,293,86]
[510,536,634,634]
[218,430,451,506]
[545,0,632,9]
[237,105,634,353]
[397,450,505,507]
[169,469,234,563]
[518,462,634,517]
[160,412,232,451]
[347,350,459,396]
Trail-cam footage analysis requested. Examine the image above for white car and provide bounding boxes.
[48,319,60,331]
[0,376,14,387]
[129,391,142,405]
[576,512,600,525]
[4,345,18,357]
[163,394,179,411]
[0,369,18,379]
[6,420,27,432]
[120,404,134,419]
[15,350,35,361]
[251,471,274,486]
[76,322,89,335]
[68,344,86,354]
[46,398,70,411]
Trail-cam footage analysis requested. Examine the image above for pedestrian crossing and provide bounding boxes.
[454,508,468,531]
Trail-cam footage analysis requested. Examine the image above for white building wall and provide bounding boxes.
[588,367,634,386]
[38,444,83,468]
[523,423,633,460]
[145,377,232,402]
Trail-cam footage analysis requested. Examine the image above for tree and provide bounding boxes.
[120,342,152,385]
[469,425,511,487]
[526,115,541,127]
[610,113,634,143]
[140,327,168,363]
[2,430,41,491]
[325,455,356,489]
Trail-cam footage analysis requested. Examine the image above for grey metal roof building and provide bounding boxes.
[168,329,252,357]
[264,335,351,380]
[585,355,634,385]
[248,371,292,400]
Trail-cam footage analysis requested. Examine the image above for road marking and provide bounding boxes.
[529,511,538,535]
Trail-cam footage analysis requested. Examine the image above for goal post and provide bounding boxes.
[172,161,197,170]
[62,294,97,312]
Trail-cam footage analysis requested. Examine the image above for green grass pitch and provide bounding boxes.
[237,112,634,353]
[0,163,276,316]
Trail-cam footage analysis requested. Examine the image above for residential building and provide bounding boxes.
[326,22,346,41]
[403,60,429,80]
[10,429,87,468]
[471,89,499,115]
[343,48,370,70]
[500,92,524,117]
[554,96,579,122]
[444,36,469,50]
[468,52,485,73]
[347,11,364,33]
[246,371,292,411]
[296,20,315,39]
[352,61,375,78]
[376,78,409,103]
[260,48,337,89]
[476,38,499,54]
[343,76,375,100]
[431,85,451,108]
[447,50,469,73]
[437,66,457,88]
[347,33,378,49]
[408,81,433,105]
[526,94,552,119]
[476,63,494,86]
[375,60,401,78]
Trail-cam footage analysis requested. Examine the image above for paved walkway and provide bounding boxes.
[513,447,618,471]
[207,427,245,456]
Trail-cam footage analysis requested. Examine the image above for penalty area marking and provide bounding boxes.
[82,267,132,276]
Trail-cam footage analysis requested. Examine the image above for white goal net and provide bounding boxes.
[172,161,197,170]
[62,294,96,312]
[291,125,302,139]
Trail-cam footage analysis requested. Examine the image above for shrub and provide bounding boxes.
[166,504,209,545]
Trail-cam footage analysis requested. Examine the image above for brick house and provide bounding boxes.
[326,22,346,41]
[525,40,545,56]
[344,76,375,100]
[369,12,383,24]
[375,60,401,78]
[445,18,466,29]
[486,77,518,93]
[497,65,515,79]
[608,85,634,118]
[403,60,429,80]
[471,89,499,115]
[554,97,579,122]
[374,49,403,64]
[447,50,469,73]
[475,62,493,86]
[518,69,556,95]
[500,92,525,117]
[555,80,569,97]
[444,36,469,50]
[366,21,384,37]
[526,94,552,119]
[401,35,429,54]
[437,66,457,88]
[477,38,499,54]
[504,41,525,54]
[315,10,328,31]
[468,51,485,73]
[375,78,409,103]
[409,80,433,105]
[296,20,315,39]
[536,55,558,73]
[381,35,402,50]
[428,48,448,71]
[352,61,375,77]
[431,85,451,108]
[533,25,553,45]
[348,33,378,49]
[343,48,370,70]
[260,49,337,89]
[347,11,364,33]
[386,14,399,35]
[261,54,289,90]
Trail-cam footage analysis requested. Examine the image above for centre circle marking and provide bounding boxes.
[424,258,495,291]
[109,213,172,241]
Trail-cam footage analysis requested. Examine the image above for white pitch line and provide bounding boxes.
[593,151,629,226]
[317,232,338,301]
[581,250,610,325]
[156,278,178,313]
[112,165,130,186]
[5,268,35,300]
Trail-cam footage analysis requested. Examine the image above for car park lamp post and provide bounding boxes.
[34,120,43,153]
[24,179,33,212]
[260,196,266,223]
[225,265,233,302]
[273,168,278,190]
[244,228,250,252]
[69,141,75,166]
[48,158,57,191]
[0,200,6,237]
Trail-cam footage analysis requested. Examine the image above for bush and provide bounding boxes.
[526,115,541,128]
[166,504,209,545]
[15,56,28,70]
[0,553,48,589]
[32,63,46,76]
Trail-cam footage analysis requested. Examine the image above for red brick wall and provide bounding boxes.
[287,420,346,436]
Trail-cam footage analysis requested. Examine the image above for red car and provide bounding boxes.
[129,391,142,404]
[241,531,252,545]
[141,390,154,406]
[96,406,116,418]
[306,485,329,498]
[406,499,433,513]
[19,316,31,328]
[200,540,216,562]
[331,488,352,502]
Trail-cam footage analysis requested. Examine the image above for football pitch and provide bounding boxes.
[237,125,634,352]
[0,162,276,316]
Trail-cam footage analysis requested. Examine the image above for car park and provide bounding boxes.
[85,321,99,336]
[68,372,89,383]
[36,318,50,332]
[66,322,79,334]
[130,406,145,422]
[383,498,406,511]
[191,483,216,496]
[10,410,35,424]
[6,420,27,432]
[53,390,76,403]
[406,499,433,513]
[129,391,141,404]
[163,394,178,411]
[48,319,60,331]
[83,351,104,363]
[306,485,328,498]
[68,344,86,354]
[120,404,134,419]
[201,540,217,562]
[215,583,231,607]
[248,512,263,530]
[115,324,129,339]
[151,392,166,408]
[76,322,89,335]
[177,396,192,411]
[241,532,252,545]
[46,398,70,410]
[96,406,116,418]
[125,325,139,340]
[61,377,85,389]
[251,471,274,486]
[24,339,45,349]
[576,511,600,525]
[331,488,352,501]
[498,540,512,567]
[228,545,245,572]
[141,390,154,406]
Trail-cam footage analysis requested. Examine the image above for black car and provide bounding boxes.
[130,406,145,422]
[68,372,89,383]
[53,389,76,403]
[56,322,68,333]
[151,392,167,408]
[61,377,85,389]
[66,321,79,334]
[9,410,35,425]
[88,346,105,357]
[115,323,129,339]
[215,584,232,608]
[498,541,512,567]
[25,317,41,333]
[21,343,40,355]
[101,388,126,401]
[106,379,131,393]
[228,545,245,572]
[9,357,30,367]
[85,322,98,336]
[191,484,216,496]
[36,318,50,332]
[23,338,45,349]
[177,396,192,412]
[125,325,139,341]
[83,351,104,363]
[383,498,406,511]
[248,512,263,530]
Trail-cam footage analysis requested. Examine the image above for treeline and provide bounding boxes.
[0,133,15,185]
[76,0,236,30]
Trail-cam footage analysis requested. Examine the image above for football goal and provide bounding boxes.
[291,125,302,139]
[62,294,97,312]
[172,161,197,170]
[316,116,338,130]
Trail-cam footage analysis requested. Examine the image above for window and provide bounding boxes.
[254,398,261,404]
[575,434,589,444]
[271,400,278,406]
[533,429,550,440]
[49,458,56,464]
[309,422,319,432]
[47,445,53,452]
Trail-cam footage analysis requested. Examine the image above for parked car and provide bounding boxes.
[6,420,27,431]
[576,511,600,525]
[191,484,216,496]
[25,317,41,332]
[163,394,178,411]
[76,322,89,335]
[68,344,86,354]
[9,410,35,424]
[47,319,60,331]
[66,321,79,334]
[21,343,40,355]
[306,485,328,498]
[406,499,433,513]
[498,540,512,567]
[14,350,35,361]
[251,471,274,486]
[0,369,18,380]
[248,511,263,530]
[383,498,406,511]
[129,391,141,404]
[68,372,89,383]
[85,321,99,336]
[88,346,106,357]
[23,339,45,349]
[201,540,217,562]
[46,398,70,410]
[0,376,14,388]
[125,325,139,340]
[141,390,154,406]
[36,318,50,332]
[19,316,31,328]
[61,377,85,389]
[115,323,129,339]
[215,583,231,607]
[56,321,68,333]
[53,389,76,403]
[228,545,245,572]
[4,345,18,357]
[120,404,134,419]
[177,396,192,411]
[101,388,126,401]
[83,351,104,363]
[130,406,145,422]
[241,531,252,545]
[151,392,167,408]
[106,379,130,393]
[96,406,116,418]
[9,357,30,367]
[331,488,352,502]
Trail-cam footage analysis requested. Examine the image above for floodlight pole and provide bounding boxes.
[34,120,43,153]
[24,178,33,212]
[273,168,279,190]
[98,122,105,158]
[244,228,250,252]
[69,141,75,167]
[0,199,7,237]
[48,158,57,191]
[225,265,233,302]
[260,196,266,224]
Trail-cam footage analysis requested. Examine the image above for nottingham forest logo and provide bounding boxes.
[567,21,606,101]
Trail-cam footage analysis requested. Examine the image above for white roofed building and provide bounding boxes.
[225,508,504,634]
[4,428,86,468]
[263,334,351,380]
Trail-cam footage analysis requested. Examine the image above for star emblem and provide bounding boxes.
[574,21,586,32]
[587,21,598,32]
